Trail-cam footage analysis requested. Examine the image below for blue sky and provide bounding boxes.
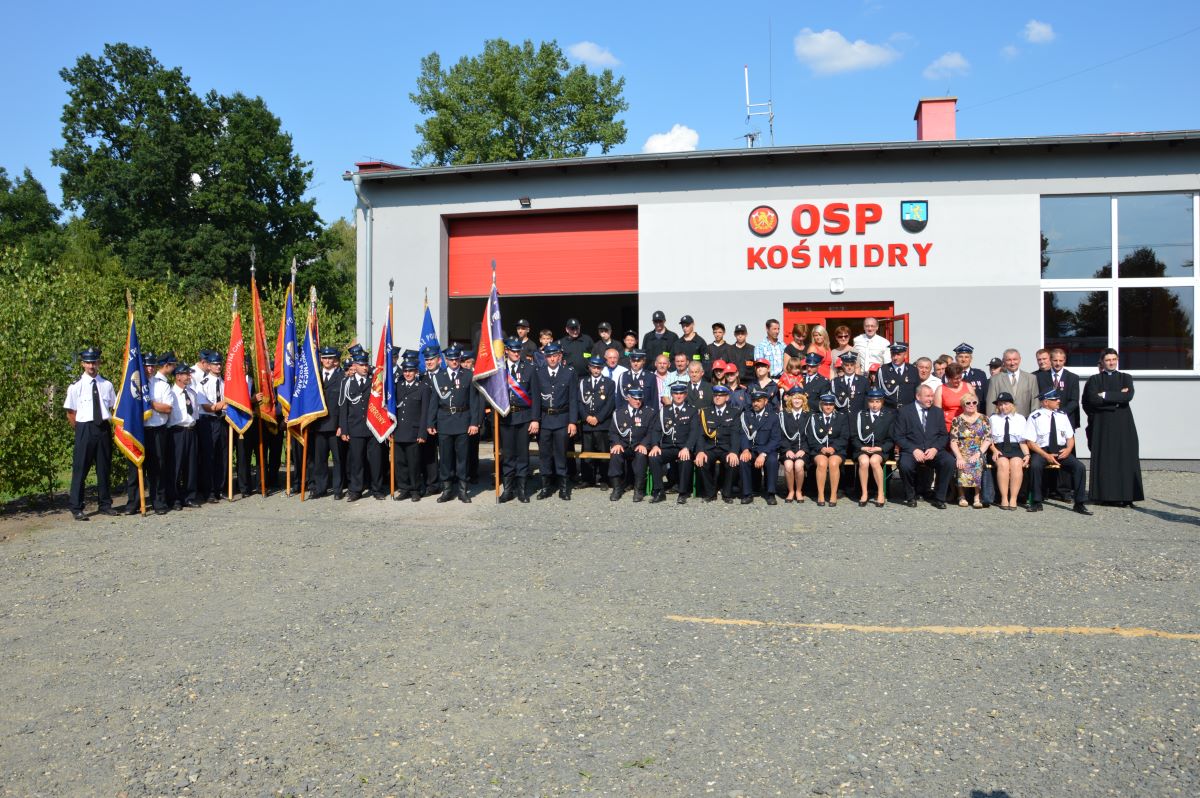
[3,1,1198,226]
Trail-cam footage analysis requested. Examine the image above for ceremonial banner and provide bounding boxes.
[113,310,151,464]
[473,270,510,415]
[288,292,328,429]
[417,298,444,374]
[223,298,255,435]
[273,280,297,419]
[367,295,397,442]
[250,274,277,432]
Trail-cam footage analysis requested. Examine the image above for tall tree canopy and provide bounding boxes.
[410,39,628,166]
[52,43,320,289]
[0,167,62,261]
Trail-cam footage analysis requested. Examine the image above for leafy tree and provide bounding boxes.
[52,43,320,290]
[0,167,63,262]
[411,39,628,166]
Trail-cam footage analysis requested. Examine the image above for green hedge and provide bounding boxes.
[0,243,351,500]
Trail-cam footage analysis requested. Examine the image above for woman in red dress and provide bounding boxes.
[807,324,833,379]
[934,362,973,431]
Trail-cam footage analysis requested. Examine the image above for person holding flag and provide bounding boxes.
[471,265,514,501]
[223,291,256,498]
[146,352,179,513]
[308,345,345,499]
[497,338,535,503]
[288,286,330,498]
[63,347,119,520]
[111,312,152,515]
[249,258,278,494]
[367,282,398,494]
[339,349,383,500]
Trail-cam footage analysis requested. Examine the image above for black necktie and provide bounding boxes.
[1003,417,1010,444]
[91,380,102,423]
[216,380,222,401]
[185,391,193,416]
[1047,414,1059,453]
[919,409,926,428]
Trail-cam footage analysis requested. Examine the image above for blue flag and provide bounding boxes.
[113,312,151,465]
[288,303,328,430]
[417,301,445,374]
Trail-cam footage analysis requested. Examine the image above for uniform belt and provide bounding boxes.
[545,407,567,415]
[446,406,465,414]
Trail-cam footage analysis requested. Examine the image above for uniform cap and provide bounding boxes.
[623,329,637,339]
[597,321,612,332]
[679,314,694,325]
[994,391,1015,404]
[889,342,909,353]
[749,387,770,399]
[208,352,223,364]
[503,337,522,352]
[953,343,975,354]
[79,347,101,362]
[866,388,886,399]
[988,357,1003,368]
[443,345,463,359]
[402,349,419,360]
[196,349,214,362]
[401,359,420,370]
[733,323,748,334]
[421,344,441,359]
[626,387,644,399]
[565,318,580,329]
[158,351,177,365]
[1038,388,1060,401]
[347,343,365,357]
[651,310,666,322]
[839,351,858,363]
[142,352,158,366]
[351,351,370,365]
[629,349,647,360]
[542,342,562,355]
[172,362,193,376]
[669,382,689,394]
[785,384,805,395]
[712,384,731,395]
[516,319,531,328]
[804,353,823,366]
[319,346,340,358]
[818,393,837,404]
[588,355,604,367]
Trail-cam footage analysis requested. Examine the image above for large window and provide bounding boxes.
[1041,193,1197,373]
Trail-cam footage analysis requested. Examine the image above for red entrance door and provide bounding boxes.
[782,302,901,344]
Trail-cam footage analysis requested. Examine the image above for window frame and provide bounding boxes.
[1040,192,1199,377]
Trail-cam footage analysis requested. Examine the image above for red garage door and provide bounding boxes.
[447,210,638,297]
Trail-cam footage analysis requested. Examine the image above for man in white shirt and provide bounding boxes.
[194,350,227,502]
[1024,389,1091,516]
[601,347,627,385]
[170,363,201,509]
[63,347,118,520]
[851,317,891,374]
[145,351,179,514]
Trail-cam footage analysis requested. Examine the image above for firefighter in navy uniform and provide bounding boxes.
[617,350,658,407]
[425,345,482,503]
[799,352,831,410]
[575,355,616,489]
[530,342,579,500]
[738,387,782,505]
[649,382,701,504]
[877,343,918,410]
[607,387,658,502]
[309,346,345,499]
[952,343,990,407]
[418,344,443,496]
[338,350,384,501]
[831,351,869,417]
[498,338,536,503]
[391,356,429,501]
[695,385,742,502]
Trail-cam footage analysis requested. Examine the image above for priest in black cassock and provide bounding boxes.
[1082,349,1144,506]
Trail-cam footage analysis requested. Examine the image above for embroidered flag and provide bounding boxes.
[473,267,510,416]
[250,273,277,432]
[113,309,151,464]
[417,298,445,374]
[273,280,297,419]
[223,296,255,435]
[367,295,397,442]
[287,291,328,430]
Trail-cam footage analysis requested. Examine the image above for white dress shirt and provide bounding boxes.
[63,373,117,422]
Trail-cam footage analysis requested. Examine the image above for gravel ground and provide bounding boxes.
[1,470,1197,797]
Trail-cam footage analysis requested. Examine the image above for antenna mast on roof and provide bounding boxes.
[744,63,774,148]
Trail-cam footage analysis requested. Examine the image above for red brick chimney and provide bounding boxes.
[914,97,957,141]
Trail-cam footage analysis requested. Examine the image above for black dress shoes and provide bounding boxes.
[1073,503,1093,515]
[1027,502,1043,512]
[930,500,947,509]
[72,511,88,521]
[903,499,918,508]
[765,495,777,506]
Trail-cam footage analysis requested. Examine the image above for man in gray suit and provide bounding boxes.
[985,348,1038,416]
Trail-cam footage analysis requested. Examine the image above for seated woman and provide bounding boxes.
[804,393,849,506]
[949,392,990,508]
[778,385,810,503]
[750,358,779,411]
[988,391,1029,510]
[853,388,893,507]
[935,362,972,431]
[807,324,833,378]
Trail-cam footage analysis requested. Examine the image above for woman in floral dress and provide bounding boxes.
[949,392,990,507]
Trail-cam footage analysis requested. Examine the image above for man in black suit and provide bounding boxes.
[831,351,868,417]
[799,352,830,409]
[1040,348,1082,429]
[894,383,955,508]
[391,356,429,502]
[529,342,579,500]
[498,338,536,503]
[575,355,616,489]
[425,345,482,503]
[338,351,383,501]
[878,343,918,410]
[310,346,345,499]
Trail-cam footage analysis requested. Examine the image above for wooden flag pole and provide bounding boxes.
[300,429,309,502]
[493,409,501,501]
[285,432,291,497]
[137,464,146,516]
[257,428,267,497]
[390,439,396,497]
[227,426,234,500]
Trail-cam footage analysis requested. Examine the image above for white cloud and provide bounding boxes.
[922,51,970,80]
[1001,44,1020,59]
[566,41,620,68]
[1023,20,1055,44]
[642,124,699,154]
[793,28,901,75]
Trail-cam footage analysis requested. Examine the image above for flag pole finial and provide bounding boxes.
[232,287,239,312]
[249,245,256,278]
[125,288,133,314]
[388,277,394,297]
[309,285,317,306]
[291,256,298,284]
